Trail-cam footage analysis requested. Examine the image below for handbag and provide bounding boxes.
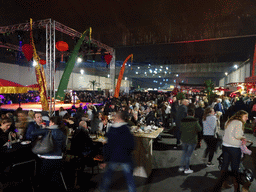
[32,130,55,155]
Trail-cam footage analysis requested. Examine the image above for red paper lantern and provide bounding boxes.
[22,44,33,61]
[39,59,46,65]
[104,54,113,65]
[56,41,69,62]
[56,41,69,52]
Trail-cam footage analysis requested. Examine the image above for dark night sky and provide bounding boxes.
[1,0,256,87]
[1,0,256,35]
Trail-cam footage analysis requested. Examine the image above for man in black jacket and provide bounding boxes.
[71,121,94,156]
[100,111,136,192]
[195,101,205,149]
[146,107,157,125]
[109,104,117,113]
[171,97,179,125]
[25,112,44,141]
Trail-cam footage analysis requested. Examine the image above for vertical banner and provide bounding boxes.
[55,28,91,100]
[114,54,133,98]
[252,42,256,76]
[30,19,49,111]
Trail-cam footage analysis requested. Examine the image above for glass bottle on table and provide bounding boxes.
[18,134,23,142]
[7,140,12,149]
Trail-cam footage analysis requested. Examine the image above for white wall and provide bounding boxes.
[0,62,130,92]
[219,62,251,87]
[219,78,225,87]
[0,63,37,86]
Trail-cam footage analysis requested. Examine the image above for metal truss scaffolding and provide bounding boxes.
[0,19,115,113]
[45,19,56,112]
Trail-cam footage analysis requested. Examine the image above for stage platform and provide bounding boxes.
[1,102,101,112]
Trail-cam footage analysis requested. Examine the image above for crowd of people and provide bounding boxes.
[0,92,40,104]
[172,94,254,192]
[0,92,255,191]
[0,91,110,105]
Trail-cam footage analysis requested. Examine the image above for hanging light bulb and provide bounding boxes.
[77,57,82,63]
[32,60,37,67]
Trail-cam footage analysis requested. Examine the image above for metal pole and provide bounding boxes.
[45,24,48,100]
[110,50,116,95]
[53,20,56,113]
[49,19,52,114]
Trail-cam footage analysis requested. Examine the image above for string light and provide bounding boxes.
[32,60,37,67]
[77,57,82,63]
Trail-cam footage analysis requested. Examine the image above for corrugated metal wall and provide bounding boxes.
[219,62,251,87]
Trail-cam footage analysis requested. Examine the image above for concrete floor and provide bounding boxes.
[86,129,256,192]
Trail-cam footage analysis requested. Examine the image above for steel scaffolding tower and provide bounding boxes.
[0,19,115,113]
[45,19,56,112]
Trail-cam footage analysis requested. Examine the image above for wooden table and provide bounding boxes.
[132,128,164,178]
[92,136,107,143]
[88,128,164,178]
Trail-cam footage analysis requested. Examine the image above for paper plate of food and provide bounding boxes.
[21,141,31,145]
[90,135,97,139]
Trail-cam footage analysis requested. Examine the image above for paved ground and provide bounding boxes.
[84,129,256,192]
[4,128,256,192]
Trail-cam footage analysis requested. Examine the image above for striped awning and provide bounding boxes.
[0,79,28,94]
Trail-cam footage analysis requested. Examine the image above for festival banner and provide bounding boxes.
[114,54,133,98]
[30,19,49,111]
[252,42,256,76]
[56,28,92,100]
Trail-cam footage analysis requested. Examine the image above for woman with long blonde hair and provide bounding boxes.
[213,110,248,192]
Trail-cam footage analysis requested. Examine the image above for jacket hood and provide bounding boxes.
[181,116,198,123]
[47,125,59,129]
[112,122,128,128]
